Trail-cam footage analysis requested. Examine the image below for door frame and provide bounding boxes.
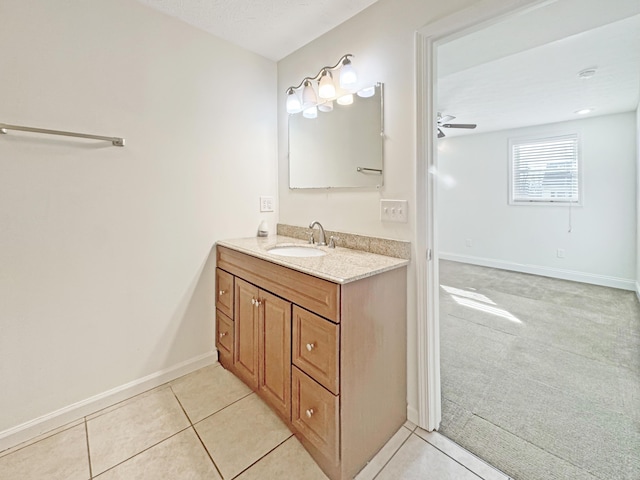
[414,0,556,430]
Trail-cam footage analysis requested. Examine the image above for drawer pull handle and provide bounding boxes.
[219,290,225,296]
[305,408,314,418]
[219,332,227,338]
[305,343,316,352]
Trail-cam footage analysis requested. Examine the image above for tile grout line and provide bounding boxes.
[90,426,193,478]
[0,419,84,459]
[190,390,255,425]
[85,363,225,423]
[229,433,295,480]
[84,418,93,479]
[370,427,414,480]
[169,384,225,480]
[419,431,503,480]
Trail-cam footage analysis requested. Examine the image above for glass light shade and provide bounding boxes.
[318,101,333,113]
[318,71,336,99]
[336,94,353,106]
[286,89,302,113]
[302,81,318,109]
[303,105,318,119]
[357,86,375,98]
[339,60,357,88]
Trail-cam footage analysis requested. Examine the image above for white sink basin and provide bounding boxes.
[267,245,327,258]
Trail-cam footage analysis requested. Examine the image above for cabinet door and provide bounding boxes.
[258,289,292,420]
[234,278,259,389]
[216,268,234,318]
[216,310,234,369]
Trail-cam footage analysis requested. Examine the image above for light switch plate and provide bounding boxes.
[260,196,274,212]
[380,199,408,223]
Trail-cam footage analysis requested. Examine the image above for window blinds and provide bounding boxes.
[511,134,579,203]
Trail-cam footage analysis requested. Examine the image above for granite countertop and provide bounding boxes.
[217,235,409,284]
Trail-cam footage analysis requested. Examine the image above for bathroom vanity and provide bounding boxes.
[215,236,408,480]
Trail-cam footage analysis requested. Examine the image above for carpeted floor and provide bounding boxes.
[438,260,640,480]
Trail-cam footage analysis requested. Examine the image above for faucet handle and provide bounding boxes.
[308,231,315,244]
[328,236,339,248]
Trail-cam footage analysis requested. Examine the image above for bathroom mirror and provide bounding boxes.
[288,83,383,189]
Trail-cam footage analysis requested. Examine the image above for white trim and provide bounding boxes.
[0,351,218,452]
[440,252,636,291]
[414,0,558,432]
[636,281,640,302]
[407,404,420,426]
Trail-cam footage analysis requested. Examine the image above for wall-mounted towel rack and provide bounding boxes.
[0,123,125,147]
[357,167,383,174]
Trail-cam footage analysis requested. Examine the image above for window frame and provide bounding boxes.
[508,132,582,207]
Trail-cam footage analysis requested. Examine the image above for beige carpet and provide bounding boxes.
[438,260,640,480]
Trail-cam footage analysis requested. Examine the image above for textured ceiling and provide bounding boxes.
[437,0,640,137]
[136,0,380,60]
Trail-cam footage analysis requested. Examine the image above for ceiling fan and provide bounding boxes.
[437,113,477,138]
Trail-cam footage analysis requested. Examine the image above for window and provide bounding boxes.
[509,134,580,205]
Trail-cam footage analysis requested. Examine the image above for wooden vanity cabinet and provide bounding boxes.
[216,245,407,480]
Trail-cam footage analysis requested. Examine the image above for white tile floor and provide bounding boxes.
[0,363,510,479]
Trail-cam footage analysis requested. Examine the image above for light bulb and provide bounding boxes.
[339,58,357,89]
[357,86,375,98]
[286,88,302,113]
[303,106,318,119]
[318,101,333,113]
[302,80,318,109]
[337,94,353,106]
[318,70,336,99]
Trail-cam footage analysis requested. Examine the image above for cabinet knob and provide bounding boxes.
[251,298,256,305]
[219,332,227,338]
[305,408,314,418]
[305,343,316,352]
[219,290,225,296]
[255,300,262,307]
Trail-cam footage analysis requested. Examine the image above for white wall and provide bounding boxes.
[277,0,478,423]
[438,113,637,289]
[0,0,277,441]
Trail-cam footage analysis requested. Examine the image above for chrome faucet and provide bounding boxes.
[308,221,327,246]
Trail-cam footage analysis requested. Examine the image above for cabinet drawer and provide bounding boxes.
[292,366,339,465]
[216,310,234,368]
[216,268,234,318]
[217,246,340,322]
[293,306,339,394]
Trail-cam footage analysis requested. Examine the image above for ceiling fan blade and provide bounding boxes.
[442,123,477,129]
[437,128,445,138]
[439,115,455,123]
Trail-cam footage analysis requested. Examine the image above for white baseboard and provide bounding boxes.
[439,252,636,291]
[407,404,420,428]
[0,351,218,452]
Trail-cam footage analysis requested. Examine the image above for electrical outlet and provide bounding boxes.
[466,239,473,247]
[260,196,274,212]
[380,199,408,223]
[557,248,565,258]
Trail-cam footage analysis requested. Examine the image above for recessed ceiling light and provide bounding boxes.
[575,108,594,115]
[578,68,597,80]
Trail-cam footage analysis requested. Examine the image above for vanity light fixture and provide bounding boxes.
[318,101,334,113]
[318,70,336,99]
[357,86,376,98]
[286,87,302,113]
[285,54,358,115]
[337,94,354,106]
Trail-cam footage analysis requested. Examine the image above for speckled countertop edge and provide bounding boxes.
[216,235,409,284]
